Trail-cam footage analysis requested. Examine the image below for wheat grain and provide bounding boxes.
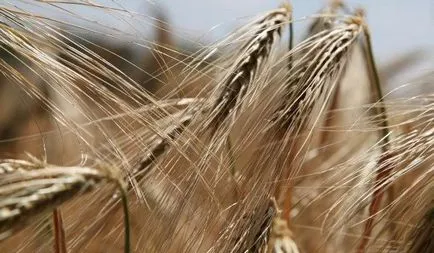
[0,160,109,240]
[0,156,132,253]
[272,19,362,133]
[207,4,291,135]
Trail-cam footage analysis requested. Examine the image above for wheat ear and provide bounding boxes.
[270,17,363,215]
[281,0,345,228]
[133,109,196,182]
[193,4,291,181]
[265,198,300,253]
[0,158,130,253]
[272,21,362,133]
[208,4,291,134]
[0,161,105,239]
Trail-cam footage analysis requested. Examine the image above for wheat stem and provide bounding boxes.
[118,186,130,253]
[53,208,67,253]
[283,4,294,227]
[288,5,294,70]
[362,26,391,151]
[358,19,393,253]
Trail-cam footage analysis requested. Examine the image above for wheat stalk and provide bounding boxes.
[356,10,394,252]
[52,208,66,253]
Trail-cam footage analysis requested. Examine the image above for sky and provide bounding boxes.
[155,0,433,62]
[6,0,433,71]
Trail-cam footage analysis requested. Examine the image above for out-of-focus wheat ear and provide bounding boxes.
[146,7,176,93]
[207,4,291,135]
[406,207,434,253]
[133,109,196,183]
[356,9,394,253]
[0,158,131,253]
[379,49,424,85]
[265,199,300,253]
[306,0,349,36]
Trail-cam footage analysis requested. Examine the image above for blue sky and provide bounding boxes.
[154,0,433,61]
[6,0,433,69]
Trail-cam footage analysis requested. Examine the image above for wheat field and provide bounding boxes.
[0,1,432,252]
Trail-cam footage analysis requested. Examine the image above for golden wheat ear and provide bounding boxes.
[0,161,105,240]
[0,157,130,252]
[206,5,291,136]
[271,20,363,134]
